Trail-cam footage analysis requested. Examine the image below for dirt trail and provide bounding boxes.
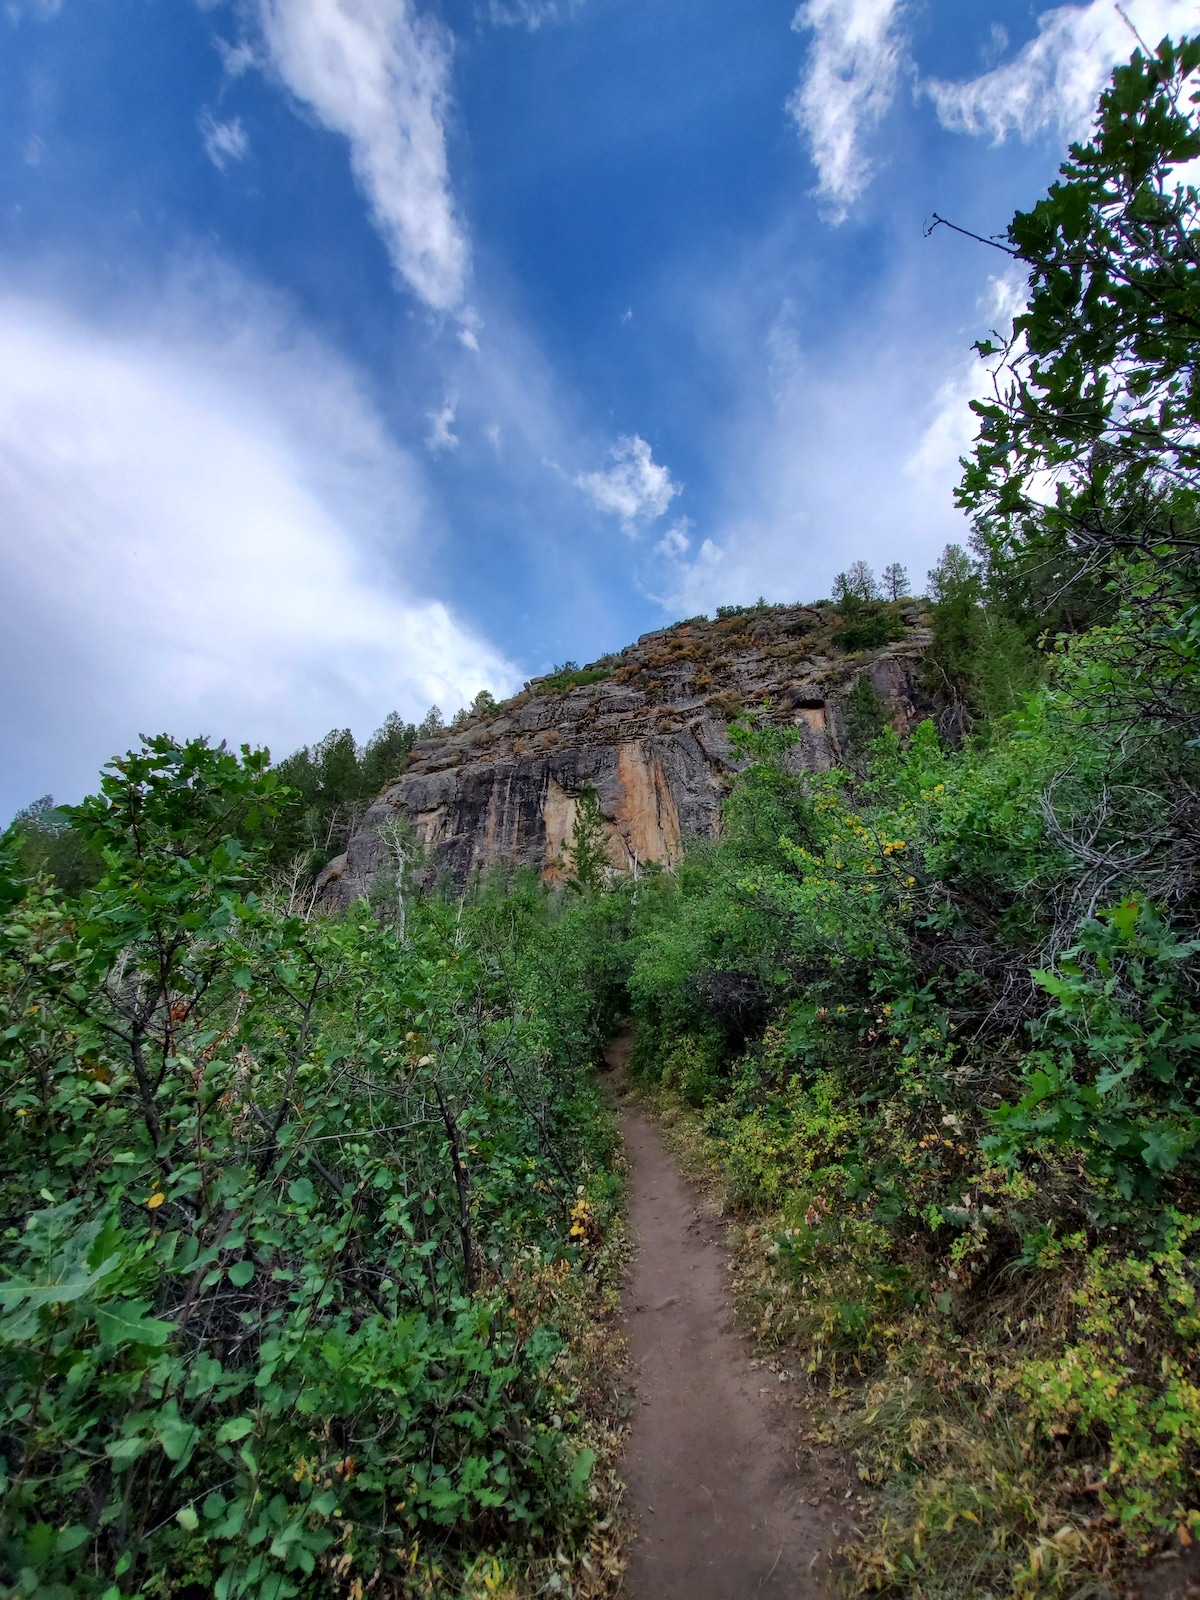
[606,1033,835,1599]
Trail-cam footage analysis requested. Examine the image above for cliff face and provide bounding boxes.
[318,602,932,905]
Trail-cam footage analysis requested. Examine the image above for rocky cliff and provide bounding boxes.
[318,601,933,905]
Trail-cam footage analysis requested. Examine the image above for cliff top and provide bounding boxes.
[407,597,932,775]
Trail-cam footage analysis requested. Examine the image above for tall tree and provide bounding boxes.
[566,788,610,893]
[360,710,416,792]
[847,559,879,600]
[882,561,909,600]
[955,32,1200,761]
[959,36,1200,598]
[417,705,444,740]
[832,561,879,603]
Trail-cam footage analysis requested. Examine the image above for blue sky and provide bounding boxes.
[2,0,1196,814]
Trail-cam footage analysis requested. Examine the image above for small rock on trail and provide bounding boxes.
[607,1033,836,1599]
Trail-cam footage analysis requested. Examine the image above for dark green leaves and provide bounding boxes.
[93,1298,174,1348]
[0,732,619,1600]
[960,35,1200,583]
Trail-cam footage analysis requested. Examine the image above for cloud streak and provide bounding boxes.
[650,269,1019,618]
[485,0,585,28]
[200,111,249,170]
[788,0,907,219]
[0,281,517,817]
[926,0,1198,144]
[255,0,470,314]
[426,394,458,450]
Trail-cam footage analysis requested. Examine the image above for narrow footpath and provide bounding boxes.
[605,1034,836,1600]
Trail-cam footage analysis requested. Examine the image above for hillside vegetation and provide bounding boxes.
[621,40,1200,1598]
[4,35,1200,1600]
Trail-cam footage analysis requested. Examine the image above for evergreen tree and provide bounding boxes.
[450,690,499,731]
[566,787,610,893]
[4,795,100,895]
[926,544,979,604]
[921,544,1039,735]
[417,705,444,740]
[845,672,889,755]
[882,561,909,600]
[360,712,416,792]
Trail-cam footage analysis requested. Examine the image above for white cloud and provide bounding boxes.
[926,0,1198,144]
[788,0,907,219]
[457,304,482,351]
[576,434,680,534]
[4,0,62,21]
[216,36,259,77]
[655,517,692,559]
[254,0,469,314]
[0,284,517,818]
[905,273,1023,486]
[983,22,1010,67]
[903,357,985,490]
[200,111,250,170]
[485,0,584,28]
[426,394,458,450]
[656,308,988,617]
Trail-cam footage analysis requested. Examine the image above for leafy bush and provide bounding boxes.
[536,665,611,694]
[0,739,622,1600]
[623,682,1200,1588]
[832,612,904,653]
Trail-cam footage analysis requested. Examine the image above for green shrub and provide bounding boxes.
[0,738,620,1600]
[832,612,905,653]
[537,664,611,694]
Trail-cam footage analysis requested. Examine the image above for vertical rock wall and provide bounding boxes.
[317,604,932,905]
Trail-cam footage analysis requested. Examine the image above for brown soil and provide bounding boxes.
[602,1033,1200,1600]
[605,1033,844,1599]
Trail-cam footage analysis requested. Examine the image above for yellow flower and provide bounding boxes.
[146,1192,166,1210]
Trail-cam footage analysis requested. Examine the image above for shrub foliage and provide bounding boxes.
[0,738,627,1600]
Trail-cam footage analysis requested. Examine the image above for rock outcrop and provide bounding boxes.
[318,602,933,905]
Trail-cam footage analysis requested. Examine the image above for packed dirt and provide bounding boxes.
[604,1031,1200,1600]
[604,1033,846,1599]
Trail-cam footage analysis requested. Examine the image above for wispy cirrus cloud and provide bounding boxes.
[650,263,1023,618]
[3,0,62,21]
[484,0,584,28]
[576,434,680,535]
[254,0,470,315]
[788,0,907,220]
[199,111,249,170]
[926,0,1198,144]
[426,394,458,451]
